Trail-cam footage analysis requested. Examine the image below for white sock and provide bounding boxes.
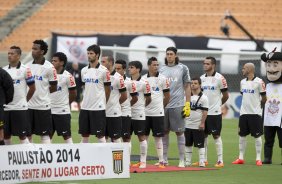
[65,138,73,144]
[185,146,193,165]
[41,136,51,144]
[162,134,169,162]
[98,137,106,143]
[215,137,223,162]
[128,141,132,163]
[20,138,29,144]
[81,137,89,143]
[154,137,164,162]
[204,137,208,161]
[199,148,205,165]
[177,134,185,161]
[113,138,121,143]
[140,140,147,163]
[239,136,247,160]
[255,136,262,161]
[4,138,12,145]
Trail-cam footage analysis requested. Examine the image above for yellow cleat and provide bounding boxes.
[214,161,224,168]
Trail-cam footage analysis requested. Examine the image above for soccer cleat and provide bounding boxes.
[131,162,141,167]
[155,161,169,166]
[199,161,206,167]
[214,161,224,168]
[139,162,146,169]
[256,160,263,166]
[178,160,185,168]
[232,159,245,164]
[192,161,208,166]
[158,162,166,169]
[185,161,192,167]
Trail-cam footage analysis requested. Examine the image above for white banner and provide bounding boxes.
[0,143,129,183]
[56,36,98,64]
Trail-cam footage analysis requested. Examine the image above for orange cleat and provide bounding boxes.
[232,159,245,164]
[214,161,224,168]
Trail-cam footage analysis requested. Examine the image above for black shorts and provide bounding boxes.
[28,109,53,136]
[204,115,222,135]
[145,116,165,137]
[4,110,29,137]
[0,106,4,129]
[121,116,132,139]
[52,114,71,137]
[185,128,205,148]
[106,117,122,139]
[76,88,82,102]
[79,110,106,137]
[132,119,146,136]
[239,114,263,137]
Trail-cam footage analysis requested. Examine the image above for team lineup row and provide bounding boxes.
[0,40,281,169]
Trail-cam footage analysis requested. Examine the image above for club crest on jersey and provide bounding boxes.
[112,151,123,174]
[267,99,280,115]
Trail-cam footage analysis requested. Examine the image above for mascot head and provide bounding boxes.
[261,48,282,83]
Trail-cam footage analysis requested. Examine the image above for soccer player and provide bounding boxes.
[142,57,170,168]
[0,67,14,145]
[115,59,133,154]
[232,63,266,166]
[184,77,208,167]
[79,44,111,143]
[129,61,151,169]
[50,52,77,143]
[27,40,58,144]
[200,56,229,168]
[101,56,127,143]
[3,46,35,144]
[159,47,191,167]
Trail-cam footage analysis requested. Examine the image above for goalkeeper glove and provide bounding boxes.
[182,102,191,118]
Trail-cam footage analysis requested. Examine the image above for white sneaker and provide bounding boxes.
[139,162,146,169]
[178,160,185,168]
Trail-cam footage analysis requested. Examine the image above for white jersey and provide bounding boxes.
[264,83,282,128]
[3,62,34,111]
[27,60,58,110]
[50,70,76,114]
[240,77,266,115]
[130,76,151,120]
[106,71,126,117]
[142,72,170,117]
[159,63,190,108]
[121,77,132,117]
[200,72,228,115]
[81,63,111,110]
[185,93,209,129]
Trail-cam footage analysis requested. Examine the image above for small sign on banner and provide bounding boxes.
[0,143,130,183]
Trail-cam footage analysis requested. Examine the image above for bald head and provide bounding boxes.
[242,62,255,78]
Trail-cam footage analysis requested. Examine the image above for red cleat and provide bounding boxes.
[256,160,263,166]
[232,159,245,164]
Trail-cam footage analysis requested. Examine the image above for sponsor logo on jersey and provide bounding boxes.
[13,79,21,84]
[33,75,43,81]
[112,151,123,174]
[241,88,255,94]
[84,78,99,83]
[202,86,216,90]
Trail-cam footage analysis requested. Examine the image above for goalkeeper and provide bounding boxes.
[159,47,191,168]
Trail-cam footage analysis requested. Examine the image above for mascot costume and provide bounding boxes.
[261,49,282,164]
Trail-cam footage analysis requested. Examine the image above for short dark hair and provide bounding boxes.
[129,60,143,73]
[191,77,201,85]
[106,55,114,65]
[10,46,21,55]
[115,59,127,69]
[87,44,101,59]
[205,56,216,65]
[33,40,48,55]
[53,52,68,67]
[147,56,158,66]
